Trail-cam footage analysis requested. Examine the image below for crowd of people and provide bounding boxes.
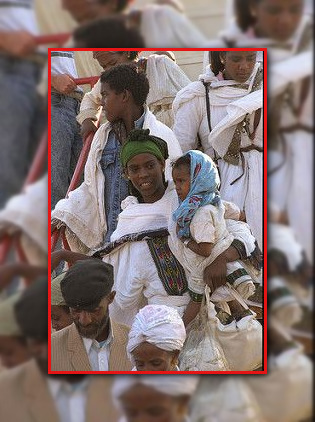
[0,0,313,421]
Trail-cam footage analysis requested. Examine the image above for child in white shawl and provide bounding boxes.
[169,150,257,326]
[127,304,186,371]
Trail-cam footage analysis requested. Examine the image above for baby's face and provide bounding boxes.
[172,165,190,202]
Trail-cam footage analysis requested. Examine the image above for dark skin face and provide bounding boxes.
[172,165,190,202]
[0,335,30,368]
[70,292,115,342]
[220,51,257,83]
[94,51,132,70]
[51,305,73,332]
[132,341,179,371]
[252,0,304,42]
[100,82,128,123]
[100,82,143,133]
[120,384,190,422]
[126,154,166,203]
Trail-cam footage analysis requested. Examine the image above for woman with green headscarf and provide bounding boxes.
[95,128,258,330]
[96,128,190,327]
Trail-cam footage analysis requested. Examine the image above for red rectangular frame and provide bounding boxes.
[48,47,268,375]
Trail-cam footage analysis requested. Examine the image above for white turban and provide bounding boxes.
[127,304,186,357]
[112,375,200,404]
[268,223,304,271]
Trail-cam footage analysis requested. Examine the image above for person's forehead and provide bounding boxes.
[133,341,168,357]
[95,52,119,63]
[100,81,113,93]
[172,164,190,175]
[70,296,107,312]
[227,51,256,58]
[127,153,159,166]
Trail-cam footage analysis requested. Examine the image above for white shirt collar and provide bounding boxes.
[47,377,90,400]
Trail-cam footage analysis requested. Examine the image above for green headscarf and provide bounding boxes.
[120,128,169,168]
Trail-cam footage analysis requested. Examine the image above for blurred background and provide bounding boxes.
[0,0,313,421]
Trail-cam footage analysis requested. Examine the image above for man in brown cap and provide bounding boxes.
[51,259,132,371]
[0,276,121,421]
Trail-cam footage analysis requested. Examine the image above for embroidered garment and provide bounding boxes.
[103,182,190,327]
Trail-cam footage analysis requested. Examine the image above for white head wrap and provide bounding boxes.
[112,375,200,404]
[127,304,186,358]
[268,223,304,271]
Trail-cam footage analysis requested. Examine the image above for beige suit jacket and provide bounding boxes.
[0,359,120,421]
[51,320,132,371]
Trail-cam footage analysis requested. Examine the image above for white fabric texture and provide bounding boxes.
[179,287,230,372]
[112,375,200,403]
[214,14,313,261]
[51,109,182,253]
[0,0,39,34]
[173,79,215,156]
[47,377,88,422]
[127,304,186,357]
[246,347,313,422]
[208,288,262,371]
[139,4,207,48]
[266,22,313,261]
[0,174,48,266]
[269,276,302,328]
[105,181,190,327]
[77,53,191,128]
[190,378,265,422]
[207,64,263,250]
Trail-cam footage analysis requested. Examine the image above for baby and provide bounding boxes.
[169,150,257,326]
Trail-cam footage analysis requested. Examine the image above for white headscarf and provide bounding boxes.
[127,304,186,358]
[112,375,200,404]
[268,223,304,271]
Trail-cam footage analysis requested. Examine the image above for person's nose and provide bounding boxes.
[138,166,149,180]
[78,311,92,326]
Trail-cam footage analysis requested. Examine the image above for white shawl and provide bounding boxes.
[51,110,182,252]
[77,53,191,128]
[0,175,48,266]
[139,4,207,47]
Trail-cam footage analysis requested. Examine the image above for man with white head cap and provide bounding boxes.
[127,304,186,371]
[113,375,199,422]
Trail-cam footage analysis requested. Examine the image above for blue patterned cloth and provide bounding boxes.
[172,150,221,239]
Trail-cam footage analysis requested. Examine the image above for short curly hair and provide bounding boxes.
[100,63,149,106]
[98,0,129,12]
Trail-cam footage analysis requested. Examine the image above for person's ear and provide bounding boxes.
[123,168,130,180]
[122,89,131,103]
[171,350,180,368]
